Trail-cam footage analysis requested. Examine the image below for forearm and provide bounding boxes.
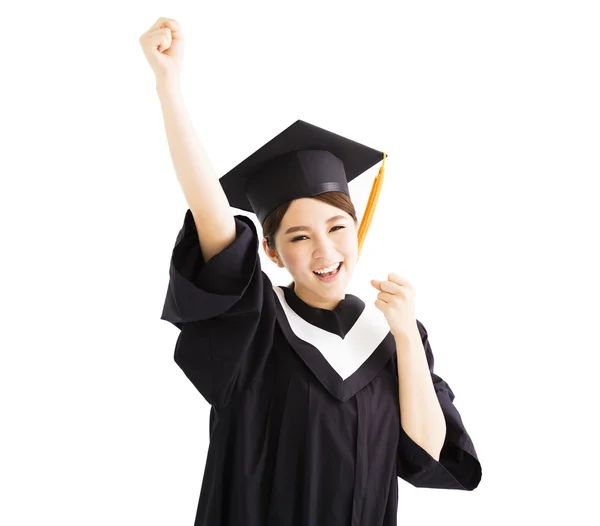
[395,326,446,461]
[156,79,235,262]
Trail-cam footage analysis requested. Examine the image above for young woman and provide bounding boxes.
[141,17,481,526]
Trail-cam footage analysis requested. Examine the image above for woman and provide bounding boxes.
[141,17,481,526]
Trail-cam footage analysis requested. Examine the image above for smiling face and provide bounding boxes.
[262,197,359,310]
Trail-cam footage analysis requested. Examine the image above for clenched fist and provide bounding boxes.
[139,17,185,82]
[371,273,417,338]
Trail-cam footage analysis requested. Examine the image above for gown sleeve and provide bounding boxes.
[160,209,275,409]
[396,320,482,490]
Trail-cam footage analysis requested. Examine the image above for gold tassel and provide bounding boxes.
[357,152,386,259]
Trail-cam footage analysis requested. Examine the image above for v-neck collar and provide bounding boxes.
[272,284,396,402]
[280,284,365,339]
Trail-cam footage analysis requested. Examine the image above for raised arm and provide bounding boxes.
[140,17,236,263]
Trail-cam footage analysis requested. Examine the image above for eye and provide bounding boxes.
[291,226,345,242]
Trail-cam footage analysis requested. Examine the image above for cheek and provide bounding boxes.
[281,249,305,271]
[342,233,358,256]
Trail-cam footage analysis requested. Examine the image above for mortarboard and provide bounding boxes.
[219,120,387,258]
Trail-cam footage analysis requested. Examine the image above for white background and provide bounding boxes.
[2,1,599,524]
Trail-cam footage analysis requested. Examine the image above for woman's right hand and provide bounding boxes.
[139,17,184,83]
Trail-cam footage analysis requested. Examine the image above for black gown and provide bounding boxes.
[161,210,482,526]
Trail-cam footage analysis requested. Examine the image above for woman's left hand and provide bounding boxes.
[370,273,417,338]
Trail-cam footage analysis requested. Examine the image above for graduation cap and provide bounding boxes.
[219,120,387,258]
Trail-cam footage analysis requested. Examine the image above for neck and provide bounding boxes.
[292,282,345,310]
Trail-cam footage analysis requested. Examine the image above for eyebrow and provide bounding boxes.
[284,215,348,236]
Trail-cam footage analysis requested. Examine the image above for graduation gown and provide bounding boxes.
[161,210,482,526]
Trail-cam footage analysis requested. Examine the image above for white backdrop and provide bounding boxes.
[2,1,599,524]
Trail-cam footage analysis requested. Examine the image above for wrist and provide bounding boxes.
[155,75,181,96]
[393,324,421,347]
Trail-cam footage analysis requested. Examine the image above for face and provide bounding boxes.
[262,198,358,310]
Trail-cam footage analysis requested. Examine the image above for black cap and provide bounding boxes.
[219,120,386,227]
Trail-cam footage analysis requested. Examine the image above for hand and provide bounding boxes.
[370,273,417,338]
[139,17,185,83]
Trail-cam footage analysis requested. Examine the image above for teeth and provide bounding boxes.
[314,262,341,275]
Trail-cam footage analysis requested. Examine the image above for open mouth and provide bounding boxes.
[313,262,343,281]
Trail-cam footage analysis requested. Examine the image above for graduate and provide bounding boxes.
[160,120,482,525]
[142,17,481,526]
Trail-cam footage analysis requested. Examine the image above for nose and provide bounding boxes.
[312,234,340,261]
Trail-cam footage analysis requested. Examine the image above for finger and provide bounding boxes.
[162,18,183,39]
[146,29,171,52]
[374,299,387,309]
[370,279,381,289]
[377,291,397,303]
[388,272,413,286]
[141,27,170,44]
[146,16,176,33]
[145,17,167,33]
[378,280,405,295]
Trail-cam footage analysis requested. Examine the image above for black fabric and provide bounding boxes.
[394,321,482,490]
[161,209,482,526]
